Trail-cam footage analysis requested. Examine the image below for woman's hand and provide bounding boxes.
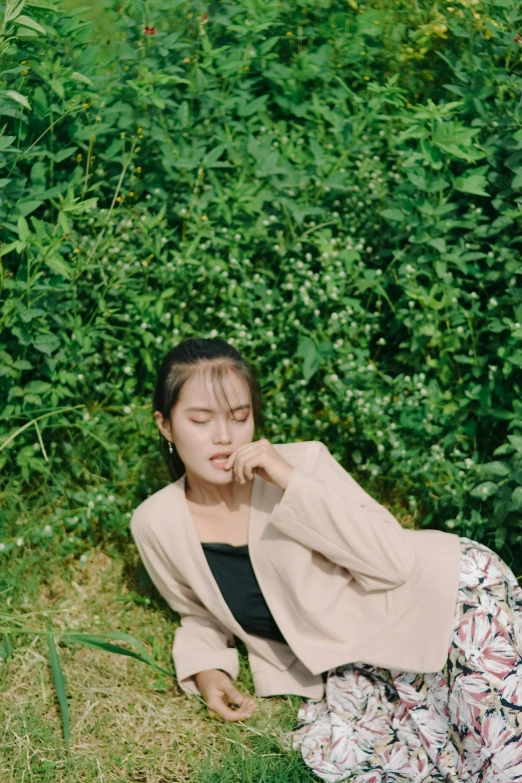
[224,438,294,491]
[195,669,258,721]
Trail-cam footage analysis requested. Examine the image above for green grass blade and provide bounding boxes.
[46,632,70,749]
[0,632,13,660]
[64,633,173,679]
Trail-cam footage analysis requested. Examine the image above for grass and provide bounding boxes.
[0,546,316,782]
[0,488,415,782]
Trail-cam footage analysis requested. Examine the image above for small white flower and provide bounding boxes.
[0,543,5,551]
[489,297,498,307]
[83,412,91,421]
[44,525,52,533]
[80,554,88,562]
[88,500,95,508]
[108,495,115,502]
[16,538,23,546]
[234,233,241,240]
[123,406,132,414]
[78,373,84,380]
[124,366,132,374]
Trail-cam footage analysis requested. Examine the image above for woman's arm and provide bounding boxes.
[268,441,416,592]
[131,528,239,696]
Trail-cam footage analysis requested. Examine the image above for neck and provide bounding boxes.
[184,473,253,511]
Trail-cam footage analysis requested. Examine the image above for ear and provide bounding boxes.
[154,410,172,442]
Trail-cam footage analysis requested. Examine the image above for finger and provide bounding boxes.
[208,699,253,722]
[223,685,248,706]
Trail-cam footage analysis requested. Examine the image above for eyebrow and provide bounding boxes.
[185,404,251,413]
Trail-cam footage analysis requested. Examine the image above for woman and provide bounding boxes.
[131,337,522,782]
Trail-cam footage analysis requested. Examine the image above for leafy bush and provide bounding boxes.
[1,0,521,573]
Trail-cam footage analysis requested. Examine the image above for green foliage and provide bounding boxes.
[0,0,521,579]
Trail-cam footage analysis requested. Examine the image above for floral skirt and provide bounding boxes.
[290,537,522,782]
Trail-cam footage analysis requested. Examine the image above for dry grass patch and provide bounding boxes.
[0,549,307,783]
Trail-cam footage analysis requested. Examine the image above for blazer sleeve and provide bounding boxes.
[131,527,239,696]
[268,441,416,591]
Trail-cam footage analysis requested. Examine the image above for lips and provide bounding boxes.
[210,452,231,460]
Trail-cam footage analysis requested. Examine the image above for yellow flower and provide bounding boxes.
[120,132,125,138]
[202,215,208,220]
[116,196,122,201]
[96,116,101,121]
[136,166,142,172]
[142,260,148,266]
[363,75,370,80]
[83,103,89,108]
[137,127,142,133]
[287,31,293,35]
[373,20,379,24]
[183,57,190,63]
[23,69,29,75]
[74,248,80,253]
[407,102,413,107]
[129,191,135,196]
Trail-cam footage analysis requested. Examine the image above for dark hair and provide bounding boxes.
[153,337,264,481]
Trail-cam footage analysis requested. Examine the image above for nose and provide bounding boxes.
[212,417,233,444]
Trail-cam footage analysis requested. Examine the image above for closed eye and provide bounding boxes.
[191,418,248,425]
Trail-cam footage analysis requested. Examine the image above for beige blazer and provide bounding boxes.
[130,440,462,701]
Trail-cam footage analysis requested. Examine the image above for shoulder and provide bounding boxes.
[130,482,177,545]
[271,439,325,469]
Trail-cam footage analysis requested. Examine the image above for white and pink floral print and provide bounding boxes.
[291,538,522,782]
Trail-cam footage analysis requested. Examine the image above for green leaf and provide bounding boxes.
[46,633,70,748]
[507,435,522,453]
[25,380,51,394]
[33,333,60,355]
[71,71,94,87]
[495,526,507,550]
[509,487,522,511]
[380,208,405,222]
[0,136,16,151]
[0,633,12,660]
[0,242,19,258]
[17,215,30,241]
[5,0,25,22]
[470,481,498,499]
[45,254,73,279]
[427,238,446,253]
[454,171,489,197]
[477,461,511,477]
[64,634,173,678]
[5,90,31,110]
[493,443,516,456]
[16,14,47,35]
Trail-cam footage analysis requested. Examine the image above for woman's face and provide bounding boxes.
[155,371,255,482]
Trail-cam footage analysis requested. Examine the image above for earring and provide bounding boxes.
[168,441,174,455]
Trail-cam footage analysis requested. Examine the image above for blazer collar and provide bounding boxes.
[164,471,297,670]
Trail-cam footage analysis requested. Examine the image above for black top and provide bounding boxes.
[201,542,287,645]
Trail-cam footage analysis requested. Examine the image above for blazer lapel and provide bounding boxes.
[168,471,297,672]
